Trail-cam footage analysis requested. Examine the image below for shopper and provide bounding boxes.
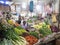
[2,12,6,18]
[6,12,11,20]
[18,15,21,24]
[21,17,25,25]
[52,12,57,23]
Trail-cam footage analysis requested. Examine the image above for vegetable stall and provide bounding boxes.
[0,17,60,45]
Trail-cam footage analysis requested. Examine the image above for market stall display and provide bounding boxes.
[0,13,60,45]
[0,16,60,45]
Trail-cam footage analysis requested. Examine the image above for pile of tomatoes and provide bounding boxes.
[24,35,38,45]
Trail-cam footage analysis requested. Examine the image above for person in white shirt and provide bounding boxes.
[21,21,28,30]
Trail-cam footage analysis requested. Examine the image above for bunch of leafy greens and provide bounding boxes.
[39,24,52,37]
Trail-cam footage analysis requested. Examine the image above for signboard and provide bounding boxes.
[29,1,34,12]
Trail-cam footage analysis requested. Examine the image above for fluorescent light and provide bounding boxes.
[0,1,13,5]
[0,1,4,3]
[5,1,9,4]
[5,1,13,5]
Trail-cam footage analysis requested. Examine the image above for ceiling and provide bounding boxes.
[8,0,12,1]
[0,0,12,1]
[12,0,51,4]
[12,0,57,5]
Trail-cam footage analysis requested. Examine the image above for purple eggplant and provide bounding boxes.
[50,26,59,32]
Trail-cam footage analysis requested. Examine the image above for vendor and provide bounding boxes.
[21,17,25,25]
[21,21,28,30]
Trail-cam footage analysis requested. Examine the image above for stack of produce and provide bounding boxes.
[32,21,52,38]
[8,20,20,27]
[0,18,28,45]
[8,20,15,25]
[27,19,32,23]
[14,22,20,27]
[32,22,44,29]
[29,31,39,39]
[14,26,27,35]
[39,23,52,37]
[22,33,38,45]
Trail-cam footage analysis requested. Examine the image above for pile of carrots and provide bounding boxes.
[14,22,20,27]
[24,35,38,45]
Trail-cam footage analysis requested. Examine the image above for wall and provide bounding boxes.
[54,0,59,13]
[0,5,10,12]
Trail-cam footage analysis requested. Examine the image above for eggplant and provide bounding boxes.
[50,26,59,32]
